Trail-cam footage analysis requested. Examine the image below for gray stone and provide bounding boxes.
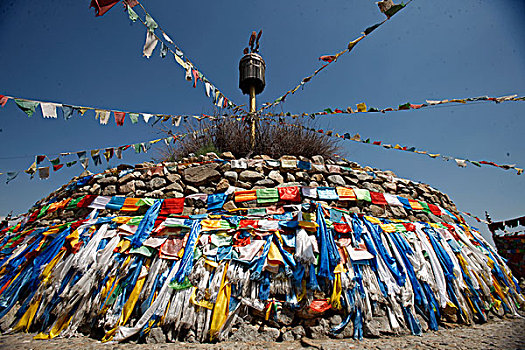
[330,314,343,326]
[356,172,373,181]
[383,181,397,192]
[311,174,324,182]
[278,182,301,187]
[268,170,284,184]
[102,185,117,196]
[390,206,407,217]
[259,326,280,341]
[229,324,259,342]
[239,170,265,182]
[363,182,384,193]
[276,308,295,326]
[118,181,135,194]
[216,178,230,192]
[295,171,309,181]
[183,163,221,185]
[166,174,181,183]
[281,330,295,342]
[117,174,134,184]
[89,183,101,195]
[134,180,146,189]
[291,325,306,339]
[286,173,295,182]
[165,182,183,192]
[254,178,275,187]
[235,181,252,189]
[146,327,166,344]
[369,204,385,217]
[185,185,200,195]
[165,191,184,198]
[221,151,235,159]
[312,155,325,164]
[149,177,166,190]
[99,176,118,185]
[224,171,238,182]
[327,174,345,187]
[223,200,237,211]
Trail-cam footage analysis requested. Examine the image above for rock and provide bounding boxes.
[362,182,384,193]
[165,182,183,192]
[286,173,295,182]
[99,176,118,185]
[235,181,252,189]
[311,155,324,164]
[146,327,166,344]
[119,181,135,194]
[221,151,235,159]
[239,170,265,182]
[206,152,219,159]
[276,307,295,326]
[356,172,373,181]
[277,182,301,188]
[363,318,381,338]
[295,171,309,181]
[166,174,181,183]
[341,321,354,339]
[149,177,166,190]
[311,174,324,182]
[383,181,397,192]
[0,302,19,331]
[102,185,117,196]
[390,206,407,217]
[254,178,275,187]
[183,163,221,185]
[369,204,385,217]
[259,326,280,341]
[165,191,184,198]
[281,330,295,342]
[224,171,238,182]
[223,200,237,211]
[216,178,230,192]
[89,183,101,195]
[330,314,343,326]
[185,185,199,195]
[117,174,134,184]
[135,180,146,189]
[268,170,284,184]
[229,324,259,342]
[327,174,345,187]
[291,325,306,339]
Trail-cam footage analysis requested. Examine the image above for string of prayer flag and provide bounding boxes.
[259,1,412,112]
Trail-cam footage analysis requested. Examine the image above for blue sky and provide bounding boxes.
[0,0,523,242]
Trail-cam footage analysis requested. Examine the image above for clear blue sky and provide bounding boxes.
[0,0,523,243]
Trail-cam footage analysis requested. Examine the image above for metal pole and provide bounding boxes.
[249,85,256,151]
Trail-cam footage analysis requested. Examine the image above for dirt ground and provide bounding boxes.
[0,315,524,350]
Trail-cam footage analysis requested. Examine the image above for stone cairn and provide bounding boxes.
[0,152,522,344]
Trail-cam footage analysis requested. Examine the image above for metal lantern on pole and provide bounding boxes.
[239,31,266,151]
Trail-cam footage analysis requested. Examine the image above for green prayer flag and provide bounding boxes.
[37,204,50,219]
[14,99,39,117]
[127,5,138,22]
[398,102,411,110]
[128,113,139,124]
[50,157,60,166]
[67,196,84,210]
[364,23,381,35]
[256,188,279,204]
[385,4,405,18]
[145,13,158,31]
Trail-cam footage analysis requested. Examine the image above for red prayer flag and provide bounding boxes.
[0,95,8,107]
[90,0,121,17]
[36,155,46,164]
[53,164,64,172]
[319,55,336,63]
[278,186,301,202]
[428,203,442,216]
[114,111,126,126]
[370,192,387,205]
[77,195,97,208]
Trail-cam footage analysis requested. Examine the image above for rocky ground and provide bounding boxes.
[1,315,524,350]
